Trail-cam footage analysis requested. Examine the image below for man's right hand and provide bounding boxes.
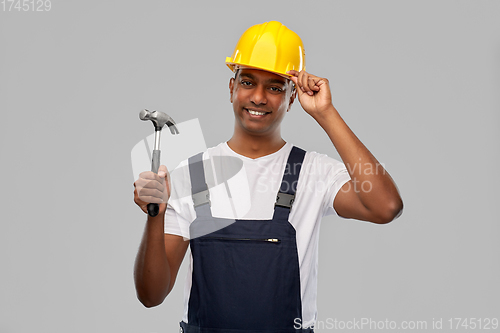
[134,165,171,215]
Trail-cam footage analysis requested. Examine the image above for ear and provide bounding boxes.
[229,77,235,103]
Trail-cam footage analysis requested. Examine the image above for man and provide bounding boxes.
[133,21,403,332]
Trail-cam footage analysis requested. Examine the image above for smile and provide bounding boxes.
[245,109,270,117]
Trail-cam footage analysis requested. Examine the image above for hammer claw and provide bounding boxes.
[139,109,180,135]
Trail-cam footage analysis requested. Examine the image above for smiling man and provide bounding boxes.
[133,21,403,333]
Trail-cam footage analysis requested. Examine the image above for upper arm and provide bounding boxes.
[333,180,386,223]
[164,233,189,294]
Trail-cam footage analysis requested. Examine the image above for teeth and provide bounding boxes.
[247,109,267,116]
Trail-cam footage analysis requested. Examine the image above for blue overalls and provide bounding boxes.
[180,146,314,333]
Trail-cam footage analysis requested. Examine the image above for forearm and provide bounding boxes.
[134,214,171,307]
[314,106,403,219]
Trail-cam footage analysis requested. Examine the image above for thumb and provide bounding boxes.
[157,164,168,178]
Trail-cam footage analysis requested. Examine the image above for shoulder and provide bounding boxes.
[295,147,346,176]
[169,143,224,186]
[174,143,225,168]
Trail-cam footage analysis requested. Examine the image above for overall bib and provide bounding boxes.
[180,146,314,333]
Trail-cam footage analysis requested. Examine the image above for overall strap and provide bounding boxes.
[274,146,306,218]
[187,152,235,239]
[188,152,211,208]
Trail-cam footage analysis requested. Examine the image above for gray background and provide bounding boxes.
[1,0,499,332]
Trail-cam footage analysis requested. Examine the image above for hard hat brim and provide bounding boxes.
[225,61,293,80]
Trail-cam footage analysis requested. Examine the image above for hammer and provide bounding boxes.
[139,109,180,217]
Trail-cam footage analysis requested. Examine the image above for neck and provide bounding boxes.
[227,130,286,159]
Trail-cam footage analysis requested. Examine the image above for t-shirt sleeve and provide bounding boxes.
[322,170,351,217]
[163,159,195,239]
[164,205,190,239]
[315,153,351,218]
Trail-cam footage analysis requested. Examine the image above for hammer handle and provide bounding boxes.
[147,149,161,217]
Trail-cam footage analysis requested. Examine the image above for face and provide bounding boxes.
[229,68,295,137]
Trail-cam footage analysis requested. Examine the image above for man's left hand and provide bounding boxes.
[287,70,335,119]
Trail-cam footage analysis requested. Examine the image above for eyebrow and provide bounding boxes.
[239,73,286,86]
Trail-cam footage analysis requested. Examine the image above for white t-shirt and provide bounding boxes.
[164,141,351,328]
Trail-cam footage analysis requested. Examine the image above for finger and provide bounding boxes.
[308,76,321,92]
[287,70,299,77]
[135,187,165,204]
[315,77,330,94]
[134,190,166,214]
[297,70,306,93]
[136,179,165,192]
[158,165,168,178]
[138,187,166,203]
[139,171,161,181]
[138,196,164,204]
[139,172,166,189]
[300,71,314,96]
[165,168,171,194]
[138,186,165,197]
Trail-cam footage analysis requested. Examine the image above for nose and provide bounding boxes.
[250,85,267,105]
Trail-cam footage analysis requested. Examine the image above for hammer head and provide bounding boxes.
[139,109,179,134]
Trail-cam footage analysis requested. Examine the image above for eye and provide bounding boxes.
[269,86,283,93]
[240,80,253,86]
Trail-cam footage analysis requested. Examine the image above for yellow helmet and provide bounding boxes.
[225,21,305,78]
